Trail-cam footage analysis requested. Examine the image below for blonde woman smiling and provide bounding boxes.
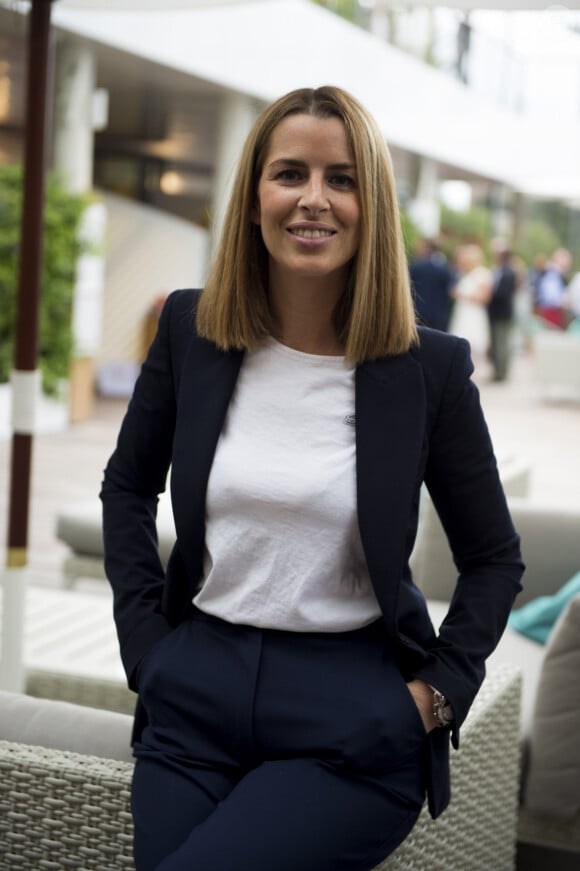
[101,87,523,871]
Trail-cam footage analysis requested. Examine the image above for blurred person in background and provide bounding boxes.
[409,237,456,332]
[487,240,518,382]
[455,12,472,84]
[448,243,492,363]
[528,253,547,311]
[564,268,580,328]
[535,248,572,328]
[101,86,523,871]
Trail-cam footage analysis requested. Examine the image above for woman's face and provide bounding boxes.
[253,113,361,291]
[458,245,481,273]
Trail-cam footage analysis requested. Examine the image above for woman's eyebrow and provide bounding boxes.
[267,158,356,171]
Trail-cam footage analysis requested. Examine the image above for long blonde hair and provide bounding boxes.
[196,86,417,362]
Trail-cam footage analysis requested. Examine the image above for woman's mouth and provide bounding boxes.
[288,227,336,239]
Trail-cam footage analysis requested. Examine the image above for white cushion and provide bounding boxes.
[56,494,176,563]
[523,593,580,819]
[415,497,580,606]
[0,691,133,762]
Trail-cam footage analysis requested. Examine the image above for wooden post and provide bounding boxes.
[1,0,55,692]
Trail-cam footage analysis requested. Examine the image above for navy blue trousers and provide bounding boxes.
[132,608,427,871]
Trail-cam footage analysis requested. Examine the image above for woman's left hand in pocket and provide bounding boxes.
[406,679,439,734]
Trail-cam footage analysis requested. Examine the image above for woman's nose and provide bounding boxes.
[298,175,329,213]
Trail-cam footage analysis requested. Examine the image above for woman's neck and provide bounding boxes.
[268,273,346,356]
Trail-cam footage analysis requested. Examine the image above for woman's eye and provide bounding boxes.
[275,169,302,183]
[329,174,356,189]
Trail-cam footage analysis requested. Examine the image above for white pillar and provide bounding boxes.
[490,182,514,240]
[368,3,398,46]
[211,92,259,253]
[408,155,441,237]
[72,201,107,359]
[52,39,106,422]
[53,39,96,195]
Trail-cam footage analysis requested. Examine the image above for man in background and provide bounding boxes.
[487,240,517,382]
[409,238,456,332]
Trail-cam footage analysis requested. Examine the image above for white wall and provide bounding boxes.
[97,190,209,367]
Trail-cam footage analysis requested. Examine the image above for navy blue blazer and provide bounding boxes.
[101,288,524,818]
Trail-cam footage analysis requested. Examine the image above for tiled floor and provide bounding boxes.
[0,347,579,593]
[473,353,580,510]
[0,396,124,593]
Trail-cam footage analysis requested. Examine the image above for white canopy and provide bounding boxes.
[53,0,580,200]
[58,1,580,10]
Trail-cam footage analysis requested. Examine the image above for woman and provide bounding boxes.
[101,86,524,871]
[449,243,493,361]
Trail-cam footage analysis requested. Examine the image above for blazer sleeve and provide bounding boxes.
[412,338,524,745]
[100,291,181,690]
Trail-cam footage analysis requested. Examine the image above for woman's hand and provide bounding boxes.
[475,274,493,305]
[406,679,439,733]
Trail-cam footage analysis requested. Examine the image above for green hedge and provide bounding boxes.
[0,164,86,395]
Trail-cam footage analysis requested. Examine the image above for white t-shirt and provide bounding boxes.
[193,337,381,632]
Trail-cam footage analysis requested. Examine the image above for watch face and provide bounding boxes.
[432,691,454,725]
[430,687,454,726]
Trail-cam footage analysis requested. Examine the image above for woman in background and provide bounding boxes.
[449,242,492,361]
[101,86,523,871]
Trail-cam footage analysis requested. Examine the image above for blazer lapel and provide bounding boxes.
[171,338,244,596]
[355,352,426,635]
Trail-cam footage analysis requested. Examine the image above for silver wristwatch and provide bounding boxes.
[430,687,454,728]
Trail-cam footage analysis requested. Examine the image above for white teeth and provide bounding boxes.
[291,228,333,239]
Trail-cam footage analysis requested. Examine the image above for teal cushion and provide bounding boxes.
[509,571,580,644]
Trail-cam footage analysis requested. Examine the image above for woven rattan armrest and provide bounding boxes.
[0,664,522,871]
[0,740,134,870]
[375,664,523,871]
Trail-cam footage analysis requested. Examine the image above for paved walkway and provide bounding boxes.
[0,348,579,593]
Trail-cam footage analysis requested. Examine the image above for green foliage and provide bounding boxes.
[438,200,578,271]
[312,0,358,24]
[529,200,570,245]
[399,207,421,258]
[0,164,86,395]
[517,219,561,269]
[439,204,492,261]
[521,200,580,272]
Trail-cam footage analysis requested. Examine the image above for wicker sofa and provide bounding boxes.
[0,664,522,871]
[0,693,134,870]
[35,457,578,863]
[411,495,580,860]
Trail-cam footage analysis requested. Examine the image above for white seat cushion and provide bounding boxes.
[0,691,133,762]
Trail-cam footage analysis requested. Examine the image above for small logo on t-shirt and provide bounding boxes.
[343,414,356,426]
